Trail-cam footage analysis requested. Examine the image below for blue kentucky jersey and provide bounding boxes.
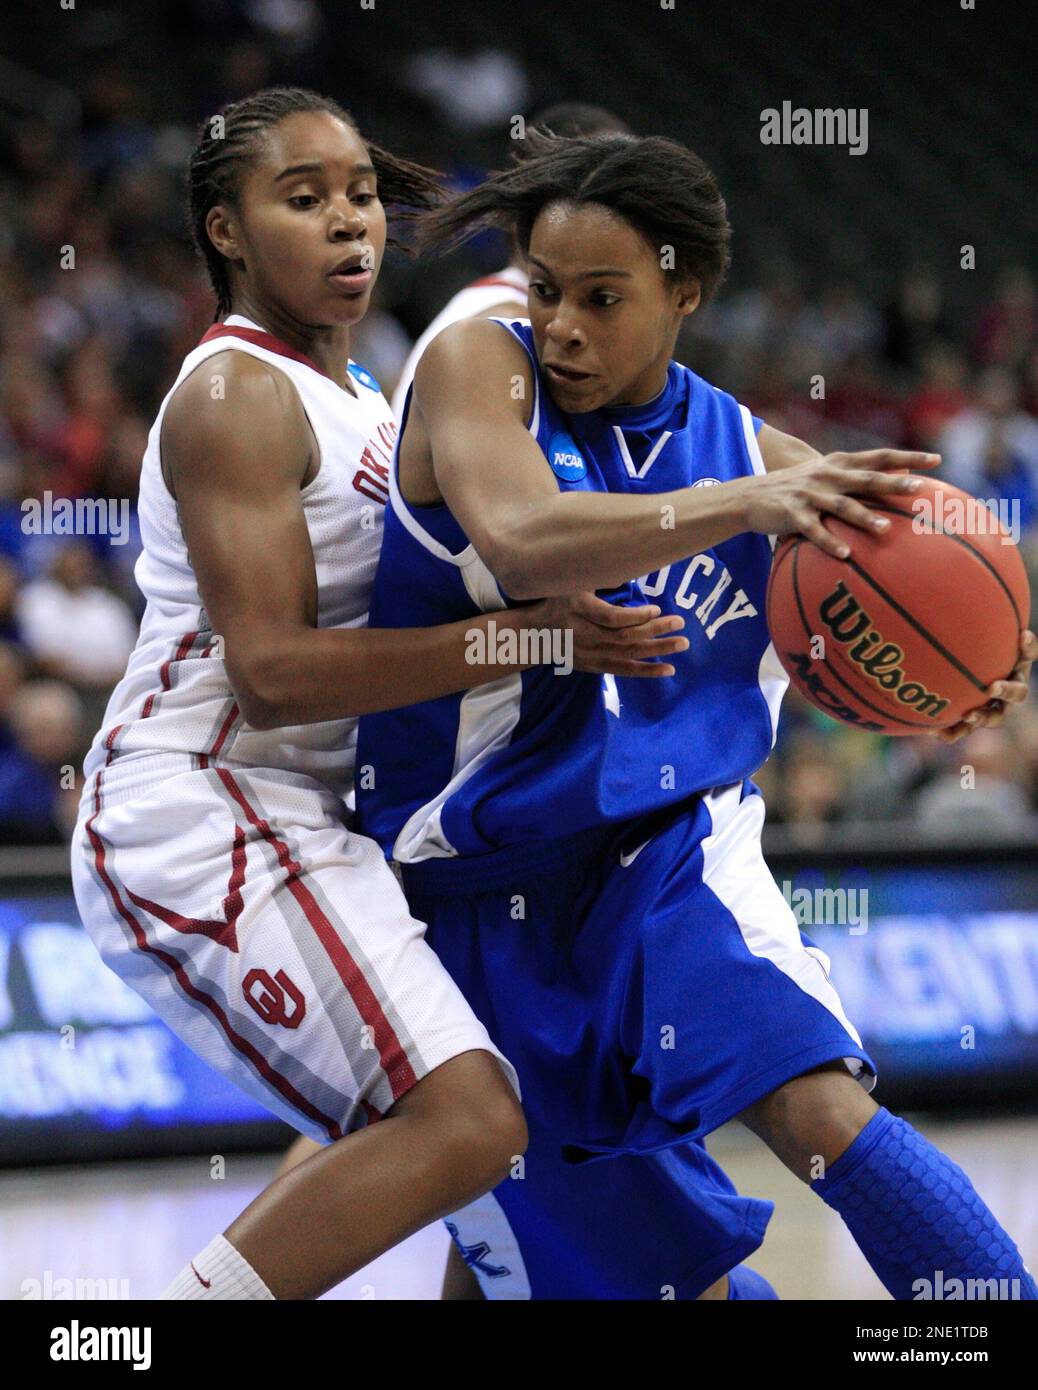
[356,318,788,864]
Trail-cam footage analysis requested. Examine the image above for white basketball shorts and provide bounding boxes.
[71,757,519,1141]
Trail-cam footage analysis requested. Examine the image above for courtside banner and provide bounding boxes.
[0,887,288,1165]
[765,844,1038,1103]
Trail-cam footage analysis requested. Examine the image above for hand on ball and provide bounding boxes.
[932,629,1038,743]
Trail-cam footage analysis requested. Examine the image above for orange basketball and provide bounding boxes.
[765,476,1031,735]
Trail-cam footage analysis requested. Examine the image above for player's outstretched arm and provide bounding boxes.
[757,423,824,469]
[161,353,683,730]
[417,321,944,593]
[417,319,757,597]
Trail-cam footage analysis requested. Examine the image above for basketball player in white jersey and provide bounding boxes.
[69,87,688,1301]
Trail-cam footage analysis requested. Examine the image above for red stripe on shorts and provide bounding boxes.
[85,750,346,1142]
[216,767,419,1103]
[102,629,200,743]
[198,700,240,771]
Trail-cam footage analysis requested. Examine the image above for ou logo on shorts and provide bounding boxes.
[243,968,306,1028]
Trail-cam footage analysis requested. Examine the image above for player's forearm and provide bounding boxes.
[232,610,538,729]
[758,424,823,471]
[487,481,758,598]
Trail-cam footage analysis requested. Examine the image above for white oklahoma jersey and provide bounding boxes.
[390,263,528,418]
[81,312,394,810]
[71,313,517,1142]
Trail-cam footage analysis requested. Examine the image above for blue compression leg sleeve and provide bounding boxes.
[811,1108,1037,1300]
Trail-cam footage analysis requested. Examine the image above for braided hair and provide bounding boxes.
[187,86,446,318]
[413,129,731,304]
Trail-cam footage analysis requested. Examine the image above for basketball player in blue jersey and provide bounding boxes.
[357,130,1038,1300]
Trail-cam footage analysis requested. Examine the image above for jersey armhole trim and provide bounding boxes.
[389,320,536,568]
[387,426,476,569]
[739,403,766,477]
[486,317,540,436]
[739,403,777,552]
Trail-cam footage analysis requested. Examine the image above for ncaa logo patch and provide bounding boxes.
[692,476,722,487]
[347,362,382,392]
[547,431,587,482]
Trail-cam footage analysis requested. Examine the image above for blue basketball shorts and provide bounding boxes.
[402,779,876,1298]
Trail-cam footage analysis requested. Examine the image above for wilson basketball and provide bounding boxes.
[765,476,1031,735]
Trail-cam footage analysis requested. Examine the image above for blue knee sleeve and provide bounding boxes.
[812,1107,1037,1301]
[727,1264,779,1300]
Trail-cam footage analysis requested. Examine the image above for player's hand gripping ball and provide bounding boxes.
[765,475,1033,738]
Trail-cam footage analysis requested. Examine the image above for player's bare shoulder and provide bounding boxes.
[160,350,315,500]
[412,317,533,428]
[400,319,534,506]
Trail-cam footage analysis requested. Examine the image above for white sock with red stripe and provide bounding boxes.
[161,1234,275,1300]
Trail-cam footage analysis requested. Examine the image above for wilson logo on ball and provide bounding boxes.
[765,478,1030,736]
[819,582,949,719]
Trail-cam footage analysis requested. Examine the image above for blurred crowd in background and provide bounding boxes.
[1,10,1036,848]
